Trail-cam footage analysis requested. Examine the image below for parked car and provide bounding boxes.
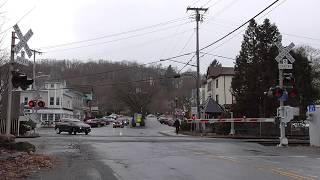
[99,118,111,125]
[55,118,91,135]
[113,121,124,128]
[85,118,106,127]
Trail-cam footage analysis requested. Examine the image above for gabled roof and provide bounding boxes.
[202,97,225,114]
[207,67,234,79]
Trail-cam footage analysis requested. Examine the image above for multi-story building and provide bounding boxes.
[191,66,235,115]
[20,81,90,123]
[205,67,235,106]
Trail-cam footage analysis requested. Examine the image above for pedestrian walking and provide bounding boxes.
[174,119,181,135]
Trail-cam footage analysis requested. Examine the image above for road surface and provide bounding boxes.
[24,119,320,180]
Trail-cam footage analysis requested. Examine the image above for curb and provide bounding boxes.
[159,131,188,137]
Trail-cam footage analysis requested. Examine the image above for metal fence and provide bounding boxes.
[0,118,19,135]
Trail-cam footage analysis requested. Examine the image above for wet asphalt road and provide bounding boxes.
[23,120,320,180]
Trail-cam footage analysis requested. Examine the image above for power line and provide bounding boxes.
[49,60,163,81]
[178,53,196,73]
[0,5,36,35]
[47,51,195,82]
[178,30,195,54]
[45,22,191,53]
[208,0,223,8]
[202,0,213,7]
[200,52,236,60]
[283,33,320,42]
[74,74,180,88]
[40,17,190,50]
[202,0,286,54]
[200,0,280,51]
[190,0,203,6]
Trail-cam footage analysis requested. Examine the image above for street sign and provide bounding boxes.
[308,104,316,113]
[275,42,295,63]
[16,51,30,66]
[278,91,288,102]
[13,24,33,58]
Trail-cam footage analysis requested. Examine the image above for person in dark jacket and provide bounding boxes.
[174,119,181,135]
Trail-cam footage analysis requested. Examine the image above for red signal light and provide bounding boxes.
[37,101,45,108]
[28,100,36,108]
[273,87,283,98]
[288,89,298,98]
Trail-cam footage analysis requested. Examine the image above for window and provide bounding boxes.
[48,114,54,121]
[42,114,48,121]
[56,97,60,105]
[216,94,219,104]
[55,114,60,121]
[24,97,28,105]
[216,79,219,88]
[50,97,54,105]
[50,84,54,88]
[207,81,211,92]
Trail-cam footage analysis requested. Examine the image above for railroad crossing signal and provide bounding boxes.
[275,42,295,63]
[12,24,33,58]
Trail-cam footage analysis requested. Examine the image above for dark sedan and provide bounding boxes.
[55,118,91,135]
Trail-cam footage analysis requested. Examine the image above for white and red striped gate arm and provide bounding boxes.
[186,118,275,123]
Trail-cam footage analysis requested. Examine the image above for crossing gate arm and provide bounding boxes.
[186,118,275,123]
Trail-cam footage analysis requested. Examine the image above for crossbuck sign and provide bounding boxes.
[12,24,33,58]
[275,42,295,63]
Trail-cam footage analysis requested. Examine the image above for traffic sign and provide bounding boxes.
[278,63,292,70]
[16,51,30,66]
[275,42,295,63]
[13,24,33,58]
[278,91,288,102]
[308,104,316,113]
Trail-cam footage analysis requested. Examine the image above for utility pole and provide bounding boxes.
[31,49,43,90]
[6,32,15,135]
[187,7,208,119]
[31,49,43,123]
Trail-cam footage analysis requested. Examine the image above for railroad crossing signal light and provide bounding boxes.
[273,87,283,98]
[28,100,36,108]
[288,88,298,98]
[12,71,33,90]
[37,100,45,108]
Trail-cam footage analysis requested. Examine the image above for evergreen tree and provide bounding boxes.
[232,19,281,117]
[290,47,318,114]
[232,18,317,118]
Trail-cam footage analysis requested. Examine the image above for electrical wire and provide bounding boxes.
[44,22,191,53]
[190,0,203,6]
[40,17,190,50]
[178,53,196,73]
[202,0,286,54]
[200,0,280,51]
[0,5,36,35]
[73,74,180,88]
[49,60,163,81]
[202,0,212,7]
[283,33,320,42]
[178,30,195,54]
[200,52,235,60]
[208,0,223,8]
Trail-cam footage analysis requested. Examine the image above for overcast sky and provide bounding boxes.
[2,0,320,73]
